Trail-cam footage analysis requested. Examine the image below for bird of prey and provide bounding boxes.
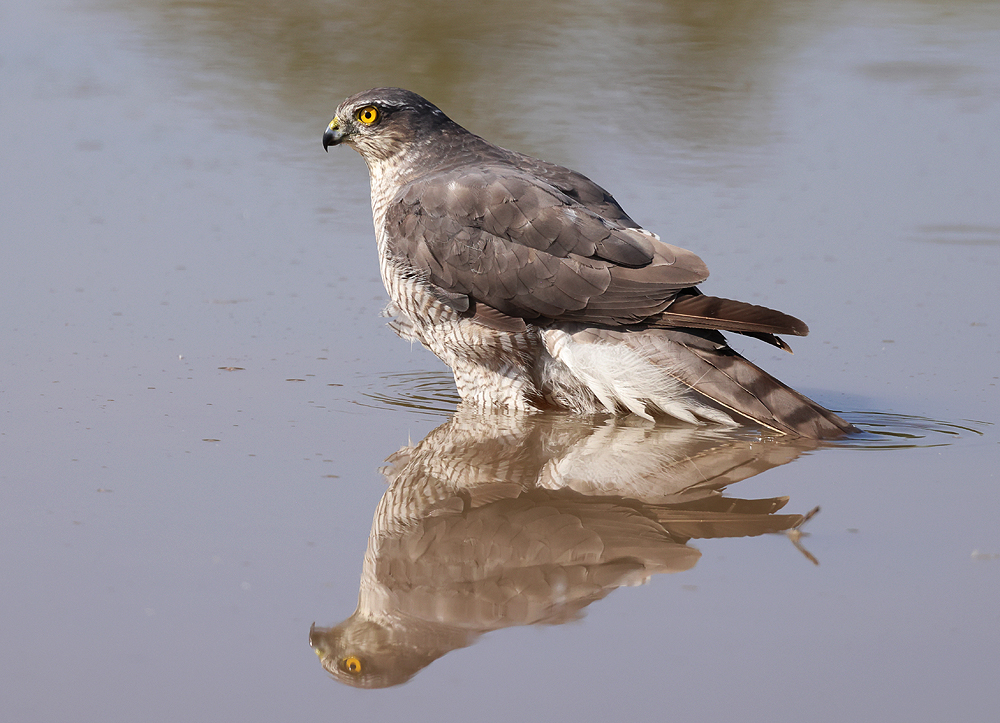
[323,88,855,439]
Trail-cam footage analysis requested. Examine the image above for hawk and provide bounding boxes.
[323,88,855,439]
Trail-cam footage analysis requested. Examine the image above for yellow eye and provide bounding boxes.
[356,106,379,125]
[342,656,362,674]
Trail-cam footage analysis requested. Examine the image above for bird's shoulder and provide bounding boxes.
[386,154,661,269]
[379,141,712,325]
[393,140,635,222]
[502,149,638,228]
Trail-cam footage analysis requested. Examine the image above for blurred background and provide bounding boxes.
[2,0,998,720]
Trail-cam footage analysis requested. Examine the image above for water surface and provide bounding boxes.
[2,1,998,721]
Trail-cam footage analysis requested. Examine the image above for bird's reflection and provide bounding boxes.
[311,408,820,688]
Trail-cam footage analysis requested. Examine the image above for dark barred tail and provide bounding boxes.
[661,328,856,439]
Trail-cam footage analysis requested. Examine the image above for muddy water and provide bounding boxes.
[2,1,998,721]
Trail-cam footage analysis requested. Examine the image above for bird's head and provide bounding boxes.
[309,613,469,689]
[323,87,453,164]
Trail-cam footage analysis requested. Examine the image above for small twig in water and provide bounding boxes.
[787,505,821,566]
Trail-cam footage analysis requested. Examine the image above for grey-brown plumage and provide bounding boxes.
[310,410,816,688]
[323,87,855,439]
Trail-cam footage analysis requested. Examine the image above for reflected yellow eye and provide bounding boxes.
[356,106,379,125]
[342,656,362,674]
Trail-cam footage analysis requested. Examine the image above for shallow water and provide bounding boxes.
[2,0,998,720]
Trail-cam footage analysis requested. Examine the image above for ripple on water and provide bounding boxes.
[832,412,991,450]
[354,371,460,418]
[352,374,991,449]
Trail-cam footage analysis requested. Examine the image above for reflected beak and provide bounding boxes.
[323,117,345,151]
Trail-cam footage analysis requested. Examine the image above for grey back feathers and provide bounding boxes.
[325,87,855,439]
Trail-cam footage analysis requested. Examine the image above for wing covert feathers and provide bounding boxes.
[385,168,711,325]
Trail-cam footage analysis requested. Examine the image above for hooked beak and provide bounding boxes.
[323,117,345,151]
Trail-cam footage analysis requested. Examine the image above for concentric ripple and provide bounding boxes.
[831,411,990,450]
[353,375,991,449]
[354,370,461,418]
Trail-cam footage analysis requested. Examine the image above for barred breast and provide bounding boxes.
[369,176,551,410]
